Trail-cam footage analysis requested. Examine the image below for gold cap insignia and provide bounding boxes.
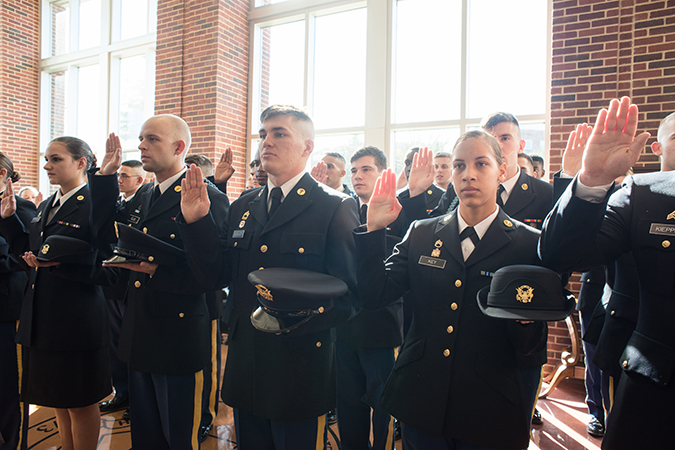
[174,186,182,192]
[521,183,528,191]
[41,244,50,254]
[242,211,250,220]
[255,284,273,302]
[77,195,85,201]
[503,219,513,227]
[667,210,675,221]
[297,188,306,196]
[516,285,534,303]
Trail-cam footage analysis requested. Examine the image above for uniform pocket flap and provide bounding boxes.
[620,331,675,387]
[394,338,425,369]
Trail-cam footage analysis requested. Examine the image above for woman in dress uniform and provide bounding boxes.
[0,137,117,450]
[0,153,36,450]
[354,130,547,450]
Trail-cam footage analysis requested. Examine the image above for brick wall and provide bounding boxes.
[154,0,250,197]
[546,0,675,375]
[0,0,40,189]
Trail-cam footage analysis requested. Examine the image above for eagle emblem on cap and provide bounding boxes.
[255,284,273,301]
[41,244,50,254]
[516,285,534,303]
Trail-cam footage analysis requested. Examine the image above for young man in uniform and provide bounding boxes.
[178,105,360,450]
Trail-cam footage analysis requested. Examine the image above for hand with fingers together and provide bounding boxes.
[367,169,402,232]
[0,179,16,219]
[181,164,211,224]
[563,123,592,177]
[310,160,328,185]
[100,133,123,176]
[22,251,61,268]
[407,147,435,198]
[214,147,235,184]
[579,96,651,187]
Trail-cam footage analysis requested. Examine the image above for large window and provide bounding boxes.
[39,0,157,190]
[249,0,551,177]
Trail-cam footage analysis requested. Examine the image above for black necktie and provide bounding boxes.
[268,187,282,218]
[496,184,505,207]
[151,185,161,205]
[359,204,368,225]
[459,226,480,247]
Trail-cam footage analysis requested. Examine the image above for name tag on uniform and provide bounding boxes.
[650,223,675,236]
[128,214,140,224]
[419,255,446,269]
[232,230,245,238]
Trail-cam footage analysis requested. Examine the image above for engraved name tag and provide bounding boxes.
[419,255,446,269]
[650,223,675,236]
[232,230,245,238]
[128,215,140,224]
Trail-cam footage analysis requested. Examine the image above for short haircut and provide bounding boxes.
[151,114,192,151]
[260,104,315,139]
[350,146,387,171]
[121,160,143,169]
[481,112,521,139]
[434,152,451,159]
[531,155,544,165]
[185,154,214,177]
[518,153,534,166]
[324,152,346,164]
[657,112,675,143]
[451,130,503,166]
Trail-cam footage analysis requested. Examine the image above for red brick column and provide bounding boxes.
[155,0,250,197]
[0,1,40,188]
[546,0,675,374]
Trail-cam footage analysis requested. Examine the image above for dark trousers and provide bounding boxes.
[402,423,501,450]
[336,341,396,450]
[106,297,128,399]
[0,322,27,450]
[579,311,611,422]
[200,319,221,429]
[233,408,326,450]
[520,366,542,419]
[128,369,203,450]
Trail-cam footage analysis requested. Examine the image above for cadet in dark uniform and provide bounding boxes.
[397,147,445,214]
[539,96,675,450]
[336,146,404,450]
[90,116,229,450]
[1,137,117,450]
[0,153,36,450]
[403,113,553,425]
[355,130,546,450]
[177,105,360,450]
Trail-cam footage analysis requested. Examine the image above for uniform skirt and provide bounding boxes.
[20,344,111,408]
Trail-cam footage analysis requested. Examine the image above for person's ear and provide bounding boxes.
[651,141,662,156]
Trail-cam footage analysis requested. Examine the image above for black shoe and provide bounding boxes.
[326,410,337,426]
[122,408,130,421]
[99,396,129,412]
[587,416,605,438]
[394,419,401,441]
[199,425,211,443]
[531,408,543,425]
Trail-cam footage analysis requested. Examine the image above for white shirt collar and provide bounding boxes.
[501,167,521,203]
[457,205,500,240]
[155,167,187,194]
[53,183,87,207]
[266,171,306,204]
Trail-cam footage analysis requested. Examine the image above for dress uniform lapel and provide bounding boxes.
[248,186,268,229]
[503,171,535,218]
[48,186,87,226]
[261,174,313,236]
[142,176,184,223]
[465,209,516,267]
[435,212,464,267]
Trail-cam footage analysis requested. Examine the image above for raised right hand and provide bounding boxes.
[100,133,123,175]
[180,164,210,224]
[1,179,17,219]
[367,169,402,231]
[408,147,434,197]
[562,123,591,177]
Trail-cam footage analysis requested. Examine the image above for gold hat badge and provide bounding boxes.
[41,244,50,254]
[516,285,534,303]
[255,284,273,301]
